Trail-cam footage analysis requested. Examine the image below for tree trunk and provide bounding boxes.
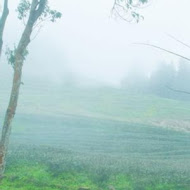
[0,26,31,178]
[0,60,23,177]
[0,0,9,57]
[0,0,47,178]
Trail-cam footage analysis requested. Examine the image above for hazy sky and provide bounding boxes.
[2,0,190,85]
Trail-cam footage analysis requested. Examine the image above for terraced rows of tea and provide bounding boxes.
[7,112,189,177]
[10,113,190,155]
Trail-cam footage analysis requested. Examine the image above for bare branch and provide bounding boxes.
[167,34,190,49]
[134,43,190,62]
[112,3,133,22]
[111,0,151,22]
[31,25,43,41]
[33,15,52,29]
[166,85,190,95]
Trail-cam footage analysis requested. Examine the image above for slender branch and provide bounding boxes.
[112,1,135,22]
[31,25,43,41]
[134,43,190,62]
[33,15,52,29]
[112,6,132,22]
[166,85,190,95]
[167,34,190,49]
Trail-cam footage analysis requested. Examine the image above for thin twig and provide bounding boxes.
[134,43,190,62]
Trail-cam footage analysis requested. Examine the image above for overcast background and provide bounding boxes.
[1,0,190,86]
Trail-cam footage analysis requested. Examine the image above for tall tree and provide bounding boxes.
[0,0,9,57]
[0,0,61,178]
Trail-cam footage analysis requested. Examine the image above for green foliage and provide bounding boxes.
[1,158,189,190]
[90,168,111,187]
[5,46,29,68]
[140,0,148,3]
[42,5,62,22]
[113,0,150,22]
[9,0,61,68]
[2,162,98,190]
[16,0,62,24]
[128,0,148,5]
[5,47,16,68]
[131,11,143,23]
[16,0,31,20]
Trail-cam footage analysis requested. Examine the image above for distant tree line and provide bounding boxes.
[121,60,190,101]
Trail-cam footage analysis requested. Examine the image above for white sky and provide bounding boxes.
[2,0,190,85]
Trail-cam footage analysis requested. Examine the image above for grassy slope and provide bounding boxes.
[0,81,190,189]
[1,79,190,122]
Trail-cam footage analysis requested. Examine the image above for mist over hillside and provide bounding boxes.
[0,0,190,189]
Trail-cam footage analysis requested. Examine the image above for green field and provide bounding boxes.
[0,81,190,189]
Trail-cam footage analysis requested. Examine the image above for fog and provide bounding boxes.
[1,1,190,189]
[1,0,190,86]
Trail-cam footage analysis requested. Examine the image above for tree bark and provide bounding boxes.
[0,0,47,178]
[0,0,9,57]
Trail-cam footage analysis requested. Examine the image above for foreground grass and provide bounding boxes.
[1,145,189,190]
[1,163,97,190]
[1,162,189,190]
[1,164,189,190]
